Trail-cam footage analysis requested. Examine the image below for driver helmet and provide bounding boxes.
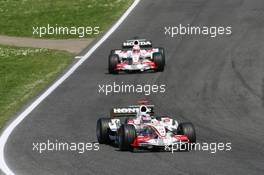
[138,105,151,123]
[132,45,140,53]
[140,115,152,123]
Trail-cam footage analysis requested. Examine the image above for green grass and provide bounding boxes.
[0,45,74,128]
[0,0,133,38]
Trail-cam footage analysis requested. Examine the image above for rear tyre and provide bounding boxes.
[108,54,119,74]
[118,124,136,151]
[96,118,111,144]
[153,52,165,72]
[177,122,196,143]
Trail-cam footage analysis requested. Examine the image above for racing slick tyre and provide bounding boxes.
[158,47,165,62]
[96,118,111,144]
[108,54,119,74]
[118,124,136,151]
[153,52,165,72]
[178,122,196,143]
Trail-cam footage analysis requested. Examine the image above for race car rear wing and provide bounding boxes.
[110,105,154,118]
[122,39,152,49]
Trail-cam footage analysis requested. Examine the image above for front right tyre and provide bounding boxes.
[96,118,111,144]
[108,54,119,74]
[118,124,136,151]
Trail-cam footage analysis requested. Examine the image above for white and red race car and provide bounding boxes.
[96,102,196,151]
[108,39,165,74]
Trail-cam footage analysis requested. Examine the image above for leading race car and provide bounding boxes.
[108,39,165,74]
[96,102,196,152]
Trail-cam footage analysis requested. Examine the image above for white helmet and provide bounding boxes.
[137,105,151,123]
[132,45,140,53]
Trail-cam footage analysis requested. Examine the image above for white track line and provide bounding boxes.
[0,1,140,174]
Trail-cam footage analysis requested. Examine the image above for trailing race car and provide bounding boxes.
[96,102,196,151]
[108,39,165,74]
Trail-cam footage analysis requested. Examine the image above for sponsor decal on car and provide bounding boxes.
[123,40,152,47]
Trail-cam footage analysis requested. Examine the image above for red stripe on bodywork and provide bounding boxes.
[131,136,152,147]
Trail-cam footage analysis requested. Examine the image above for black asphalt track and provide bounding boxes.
[4,0,264,174]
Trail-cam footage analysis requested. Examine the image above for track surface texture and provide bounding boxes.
[4,0,264,174]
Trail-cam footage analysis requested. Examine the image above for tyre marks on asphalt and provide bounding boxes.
[231,59,262,100]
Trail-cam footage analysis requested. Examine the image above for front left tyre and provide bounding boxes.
[153,52,165,72]
[158,47,165,62]
[177,122,196,143]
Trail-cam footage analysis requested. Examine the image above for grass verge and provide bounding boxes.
[0,45,74,128]
[0,0,133,38]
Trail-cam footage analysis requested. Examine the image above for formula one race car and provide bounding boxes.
[108,39,165,74]
[96,102,196,151]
